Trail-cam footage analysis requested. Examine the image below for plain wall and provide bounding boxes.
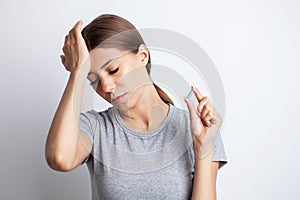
[0,0,299,199]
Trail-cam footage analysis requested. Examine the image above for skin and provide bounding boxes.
[45,20,222,199]
[88,47,169,132]
[185,87,222,200]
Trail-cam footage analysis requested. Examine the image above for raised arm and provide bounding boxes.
[184,86,223,199]
[45,20,91,172]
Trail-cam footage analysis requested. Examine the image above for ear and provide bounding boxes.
[137,44,149,66]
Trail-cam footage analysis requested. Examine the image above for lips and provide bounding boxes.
[112,93,127,104]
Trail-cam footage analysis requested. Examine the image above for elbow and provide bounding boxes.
[45,153,75,172]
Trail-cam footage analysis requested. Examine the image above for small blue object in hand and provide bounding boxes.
[187,88,194,99]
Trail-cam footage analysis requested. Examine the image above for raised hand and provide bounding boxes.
[184,86,223,158]
[60,20,90,73]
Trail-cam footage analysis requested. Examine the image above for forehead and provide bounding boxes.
[89,48,125,69]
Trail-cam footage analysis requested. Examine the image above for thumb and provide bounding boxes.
[184,97,204,140]
[60,55,66,66]
[60,55,69,71]
[184,97,198,121]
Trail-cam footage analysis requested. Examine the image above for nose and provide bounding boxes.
[100,75,115,93]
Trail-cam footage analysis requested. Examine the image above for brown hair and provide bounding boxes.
[82,14,174,105]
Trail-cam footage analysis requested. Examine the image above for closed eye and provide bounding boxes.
[109,67,119,75]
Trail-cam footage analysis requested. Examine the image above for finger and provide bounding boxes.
[64,34,71,46]
[72,20,83,31]
[60,55,66,65]
[60,55,65,63]
[192,86,204,103]
[69,22,79,43]
[64,34,69,42]
[197,97,209,114]
[73,20,83,38]
[203,111,213,127]
[200,105,210,120]
[184,97,204,137]
[68,32,75,44]
[62,45,68,54]
[184,97,199,121]
[60,55,69,70]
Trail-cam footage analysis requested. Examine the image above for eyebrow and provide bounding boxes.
[100,58,114,69]
[87,58,114,76]
[88,51,129,76]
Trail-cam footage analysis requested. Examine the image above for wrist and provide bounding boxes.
[193,140,214,163]
[193,140,202,156]
[69,64,89,79]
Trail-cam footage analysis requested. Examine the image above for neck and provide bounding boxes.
[119,83,170,132]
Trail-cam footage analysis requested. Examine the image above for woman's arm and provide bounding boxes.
[184,86,223,199]
[191,142,219,200]
[45,21,91,172]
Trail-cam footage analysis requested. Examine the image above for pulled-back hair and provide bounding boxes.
[81,14,173,105]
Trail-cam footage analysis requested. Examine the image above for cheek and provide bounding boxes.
[116,65,151,93]
[114,64,130,82]
[118,59,139,77]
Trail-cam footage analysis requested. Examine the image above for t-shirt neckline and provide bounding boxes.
[111,104,174,137]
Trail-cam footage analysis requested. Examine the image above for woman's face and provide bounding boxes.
[88,47,151,108]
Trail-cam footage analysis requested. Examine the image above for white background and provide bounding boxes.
[0,0,299,199]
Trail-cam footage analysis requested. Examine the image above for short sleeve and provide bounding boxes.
[212,134,228,169]
[188,134,228,170]
[79,110,98,165]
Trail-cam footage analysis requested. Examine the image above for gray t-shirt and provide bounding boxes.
[80,104,228,200]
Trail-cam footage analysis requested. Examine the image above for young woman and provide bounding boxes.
[45,14,227,200]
